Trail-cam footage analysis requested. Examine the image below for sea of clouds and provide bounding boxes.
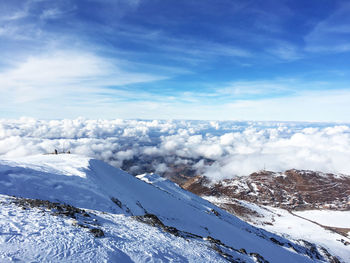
[1,117,350,180]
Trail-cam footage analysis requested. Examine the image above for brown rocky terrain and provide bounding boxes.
[180,169,350,211]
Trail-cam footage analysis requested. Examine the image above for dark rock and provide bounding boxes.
[238,248,247,254]
[211,208,220,216]
[111,197,122,208]
[89,228,104,238]
[270,237,284,246]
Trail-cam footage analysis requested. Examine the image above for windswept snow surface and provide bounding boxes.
[0,154,332,262]
[201,197,350,263]
[255,206,350,262]
[0,194,232,263]
[142,175,350,263]
[294,210,350,229]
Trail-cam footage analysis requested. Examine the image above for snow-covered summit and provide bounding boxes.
[0,154,341,262]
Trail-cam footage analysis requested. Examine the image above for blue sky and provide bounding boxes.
[0,0,350,121]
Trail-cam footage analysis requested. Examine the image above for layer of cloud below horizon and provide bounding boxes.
[1,118,350,180]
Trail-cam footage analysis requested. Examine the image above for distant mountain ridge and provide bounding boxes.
[181,169,350,211]
[173,169,350,262]
[0,155,344,262]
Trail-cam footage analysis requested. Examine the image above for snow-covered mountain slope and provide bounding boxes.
[0,155,341,262]
[294,210,350,228]
[176,170,350,262]
[1,194,235,263]
[203,196,350,263]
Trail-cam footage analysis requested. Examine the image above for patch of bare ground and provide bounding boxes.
[180,169,350,211]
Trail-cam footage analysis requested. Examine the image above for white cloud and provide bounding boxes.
[155,163,168,174]
[0,50,166,117]
[305,2,350,53]
[267,44,302,61]
[217,80,294,97]
[40,8,65,20]
[224,89,350,122]
[1,119,350,181]
[92,87,350,122]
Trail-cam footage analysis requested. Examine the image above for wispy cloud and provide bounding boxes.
[106,26,253,64]
[215,80,296,99]
[0,50,166,111]
[0,0,349,120]
[225,88,350,122]
[0,1,30,22]
[114,80,350,121]
[305,2,350,53]
[178,78,334,103]
[267,44,303,61]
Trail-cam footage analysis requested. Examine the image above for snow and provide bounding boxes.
[0,195,227,263]
[295,210,350,229]
[0,154,332,262]
[231,201,350,263]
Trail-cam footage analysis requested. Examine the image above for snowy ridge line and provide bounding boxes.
[179,173,350,262]
[0,194,233,263]
[0,154,342,262]
[198,196,350,263]
[3,195,264,262]
[138,173,343,263]
[133,213,266,263]
[1,194,336,263]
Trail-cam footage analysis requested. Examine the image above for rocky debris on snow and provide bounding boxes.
[11,197,89,218]
[89,228,105,238]
[297,240,341,263]
[9,196,104,238]
[245,226,338,263]
[2,155,347,262]
[134,212,340,263]
[338,239,350,246]
[134,213,269,263]
[134,213,183,237]
[111,197,132,214]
